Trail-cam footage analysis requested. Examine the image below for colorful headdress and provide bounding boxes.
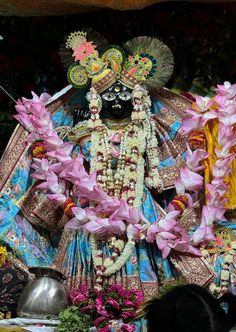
[65,31,174,93]
[122,36,174,91]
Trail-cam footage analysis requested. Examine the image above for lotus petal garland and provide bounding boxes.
[179,81,236,244]
[17,88,236,263]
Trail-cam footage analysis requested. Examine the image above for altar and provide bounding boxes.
[0,1,236,332]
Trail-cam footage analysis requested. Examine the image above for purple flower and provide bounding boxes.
[70,290,88,304]
[130,290,144,306]
[80,304,95,313]
[107,298,120,310]
[97,326,111,332]
[79,284,89,296]
[69,284,90,304]
[96,297,109,317]
[123,300,136,308]
[108,284,132,299]
[121,311,135,320]
[122,323,136,332]
[93,316,108,328]
[108,284,123,294]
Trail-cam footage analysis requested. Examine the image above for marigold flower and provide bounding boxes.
[0,246,7,267]
[31,141,47,158]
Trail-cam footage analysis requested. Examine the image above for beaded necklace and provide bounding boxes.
[89,120,148,283]
[74,116,162,284]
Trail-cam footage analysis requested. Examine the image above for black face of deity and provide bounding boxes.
[100,82,133,120]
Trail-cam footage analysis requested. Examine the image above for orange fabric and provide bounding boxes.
[0,0,235,15]
[204,119,236,210]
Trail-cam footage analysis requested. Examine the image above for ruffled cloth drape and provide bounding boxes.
[0,0,233,16]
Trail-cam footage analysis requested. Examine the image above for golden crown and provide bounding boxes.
[66,31,174,93]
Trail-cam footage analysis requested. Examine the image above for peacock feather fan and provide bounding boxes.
[123,36,174,91]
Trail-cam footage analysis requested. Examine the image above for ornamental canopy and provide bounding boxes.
[0,0,235,16]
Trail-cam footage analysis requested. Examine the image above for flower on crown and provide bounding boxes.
[125,54,151,81]
[66,31,97,61]
[72,40,97,61]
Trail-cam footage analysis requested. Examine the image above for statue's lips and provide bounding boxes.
[112,104,121,109]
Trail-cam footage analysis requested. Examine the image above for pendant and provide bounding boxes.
[109,143,120,158]
[110,132,122,143]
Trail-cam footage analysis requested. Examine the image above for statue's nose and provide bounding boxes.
[114,94,120,103]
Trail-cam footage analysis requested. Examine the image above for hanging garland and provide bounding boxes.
[15,85,236,266]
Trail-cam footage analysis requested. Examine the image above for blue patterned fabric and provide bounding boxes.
[0,103,75,266]
[0,146,56,265]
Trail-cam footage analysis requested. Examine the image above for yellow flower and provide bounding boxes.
[0,246,8,267]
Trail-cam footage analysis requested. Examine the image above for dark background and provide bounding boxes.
[0,1,236,156]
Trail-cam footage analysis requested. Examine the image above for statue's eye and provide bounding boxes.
[119,92,132,101]
[102,92,116,101]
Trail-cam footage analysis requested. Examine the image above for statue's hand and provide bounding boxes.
[74,108,90,124]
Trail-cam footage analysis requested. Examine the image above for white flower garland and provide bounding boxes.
[144,118,164,191]
[89,121,149,281]
[90,234,135,278]
[133,157,145,209]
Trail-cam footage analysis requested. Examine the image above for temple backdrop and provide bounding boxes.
[0,1,235,155]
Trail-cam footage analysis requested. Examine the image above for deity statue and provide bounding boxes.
[0,30,236,324]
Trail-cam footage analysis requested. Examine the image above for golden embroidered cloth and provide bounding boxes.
[204,119,236,210]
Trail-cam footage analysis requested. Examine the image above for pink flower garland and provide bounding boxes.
[14,92,149,238]
[14,91,203,259]
[180,81,236,245]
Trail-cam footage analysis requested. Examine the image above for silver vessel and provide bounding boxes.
[17,267,70,319]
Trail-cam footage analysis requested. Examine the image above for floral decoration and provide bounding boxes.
[179,81,236,245]
[67,283,143,332]
[72,40,97,62]
[14,82,236,271]
[147,81,236,258]
[14,90,200,265]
